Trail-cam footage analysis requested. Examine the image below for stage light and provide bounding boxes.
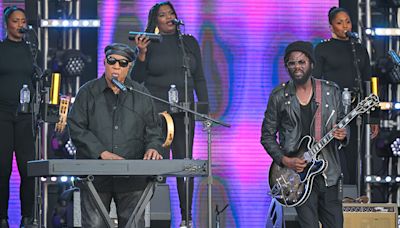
[59,49,89,78]
[92,20,100,27]
[379,102,393,110]
[65,140,77,156]
[52,20,59,26]
[60,176,68,182]
[41,177,47,182]
[41,19,100,28]
[51,177,57,182]
[365,175,400,184]
[391,138,400,156]
[82,20,90,27]
[378,102,400,110]
[366,28,400,36]
[365,176,372,182]
[385,176,392,182]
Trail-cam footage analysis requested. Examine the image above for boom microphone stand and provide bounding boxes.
[349,36,365,197]
[175,20,193,227]
[118,81,230,228]
[25,27,45,228]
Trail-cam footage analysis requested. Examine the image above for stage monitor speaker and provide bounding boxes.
[343,203,398,228]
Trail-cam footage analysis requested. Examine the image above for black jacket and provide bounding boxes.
[68,76,163,191]
[261,78,348,186]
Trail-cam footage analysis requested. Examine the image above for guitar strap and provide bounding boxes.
[314,79,322,141]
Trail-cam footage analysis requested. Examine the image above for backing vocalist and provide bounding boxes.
[0,6,35,227]
[130,2,209,227]
[313,6,379,186]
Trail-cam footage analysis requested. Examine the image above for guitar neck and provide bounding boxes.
[309,108,359,157]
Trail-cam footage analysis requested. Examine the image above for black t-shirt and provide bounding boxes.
[0,38,34,113]
[299,99,313,151]
[314,38,371,90]
[131,34,208,113]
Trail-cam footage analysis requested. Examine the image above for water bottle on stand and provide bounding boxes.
[342,87,351,115]
[168,84,179,113]
[20,84,30,113]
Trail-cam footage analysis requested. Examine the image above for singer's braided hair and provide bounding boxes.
[3,6,25,26]
[145,1,178,33]
[328,7,350,25]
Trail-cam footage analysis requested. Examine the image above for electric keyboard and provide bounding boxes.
[27,159,208,177]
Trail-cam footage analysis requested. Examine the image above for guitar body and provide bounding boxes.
[268,136,327,207]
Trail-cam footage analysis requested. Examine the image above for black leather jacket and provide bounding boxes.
[261,77,348,186]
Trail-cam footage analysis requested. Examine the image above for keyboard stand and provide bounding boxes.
[77,176,159,228]
[125,179,158,228]
[78,176,114,228]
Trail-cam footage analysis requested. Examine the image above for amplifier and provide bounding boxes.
[343,203,398,228]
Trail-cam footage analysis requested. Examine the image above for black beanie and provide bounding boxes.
[104,43,136,62]
[284,41,315,64]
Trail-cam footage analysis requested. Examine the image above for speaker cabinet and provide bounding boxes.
[283,203,397,228]
[283,185,359,227]
[343,203,398,228]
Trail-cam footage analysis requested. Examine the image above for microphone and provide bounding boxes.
[388,50,400,65]
[18,25,33,34]
[171,18,184,26]
[128,31,162,43]
[345,31,359,39]
[111,77,127,92]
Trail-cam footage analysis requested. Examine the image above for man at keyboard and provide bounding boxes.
[68,43,164,228]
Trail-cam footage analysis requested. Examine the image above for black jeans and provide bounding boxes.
[162,113,195,220]
[161,113,194,220]
[0,111,35,219]
[295,175,343,228]
[79,183,144,228]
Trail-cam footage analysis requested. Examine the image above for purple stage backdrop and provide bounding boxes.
[3,0,336,227]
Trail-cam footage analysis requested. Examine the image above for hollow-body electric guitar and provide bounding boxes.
[269,93,379,207]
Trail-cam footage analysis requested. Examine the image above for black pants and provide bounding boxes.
[162,113,195,220]
[79,183,144,228]
[0,111,35,219]
[339,121,358,185]
[295,176,343,228]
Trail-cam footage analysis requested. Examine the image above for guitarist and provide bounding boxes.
[261,41,348,228]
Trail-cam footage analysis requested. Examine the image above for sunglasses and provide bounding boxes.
[286,60,308,69]
[106,56,130,68]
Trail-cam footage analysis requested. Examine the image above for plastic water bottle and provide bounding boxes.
[20,84,30,113]
[20,84,30,103]
[342,87,351,115]
[168,84,179,113]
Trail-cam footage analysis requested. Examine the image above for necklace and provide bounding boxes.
[296,88,313,106]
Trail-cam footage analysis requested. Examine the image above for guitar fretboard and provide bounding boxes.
[309,94,378,157]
